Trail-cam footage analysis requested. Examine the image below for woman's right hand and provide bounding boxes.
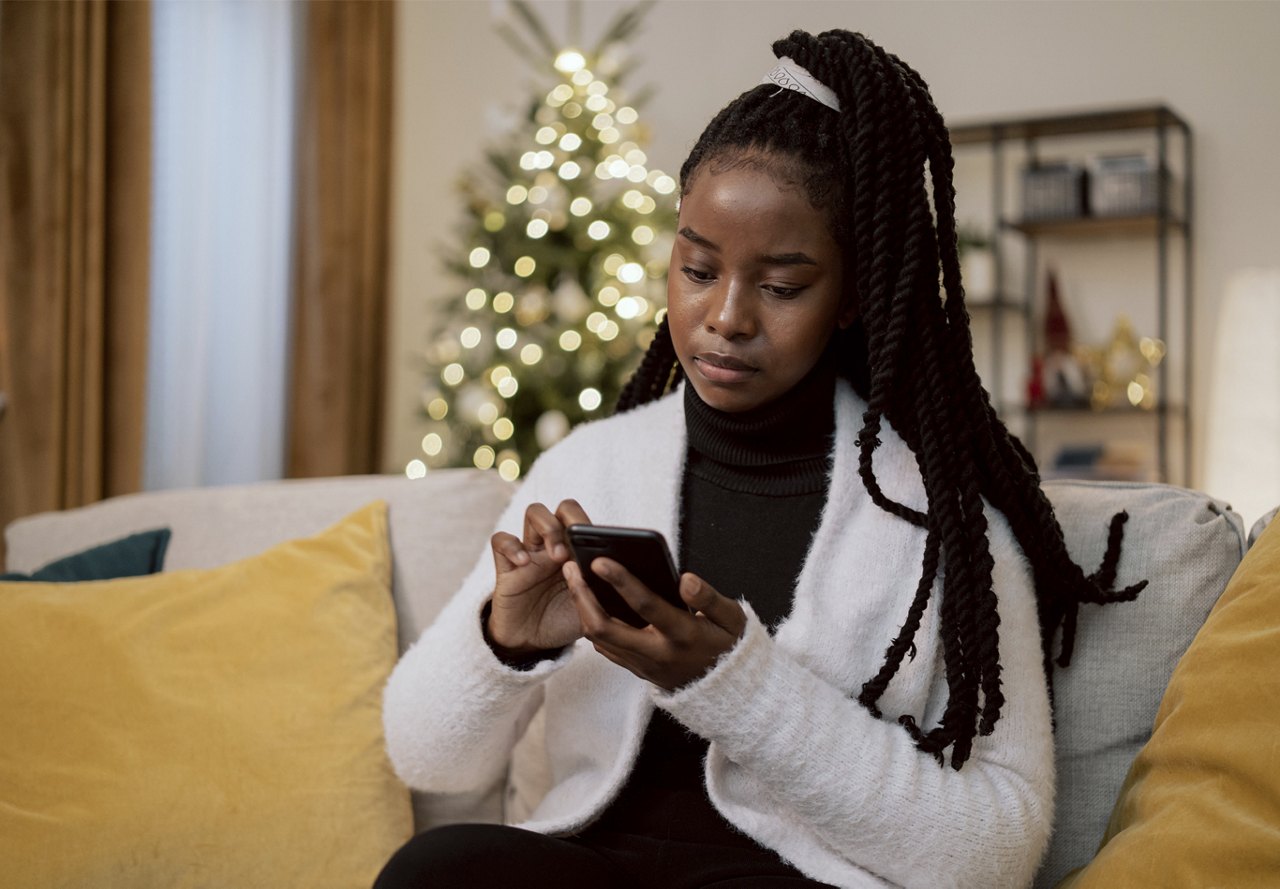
[486,499,592,656]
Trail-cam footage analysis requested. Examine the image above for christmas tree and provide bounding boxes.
[412,1,676,482]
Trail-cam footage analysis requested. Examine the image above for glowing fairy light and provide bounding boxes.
[484,211,505,231]
[421,433,443,456]
[493,292,515,313]
[426,398,448,420]
[571,69,593,86]
[514,256,537,277]
[585,94,608,113]
[559,161,581,180]
[637,196,657,215]
[617,262,645,284]
[597,286,620,306]
[465,288,487,310]
[498,456,521,481]
[599,128,620,144]
[578,388,603,411]
[615,297,642,320]
[473,446,496,470]
[442,363,464,385]
[632,225,654,245]
[493,418,514,441]
[603,253,625,275]
[527,219,549,239]
[460,326,482,349]
[616,106,638,124]
[496,327,518,350]
[478,402,499,425]
[535,126,557,145]
[559,133,582,151]
[593,113,614,131]
[622,190,644,209]
[507,185,528,204]
[497,376,519,398]
[607,158,629,178]
[559,330,582,351]
[586,311,607,333]
[570,197,593,216]
[587,221,611,240]
[626,166,647,183]
[562,103,582,119]
[597,320,619,341]
[468,247,490,268]
[406,459,427,480]
[520,343,544,365]
[554,50,585,73]
[653,175,677,194]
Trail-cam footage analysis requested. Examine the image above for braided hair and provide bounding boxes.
[616,29,1146,769]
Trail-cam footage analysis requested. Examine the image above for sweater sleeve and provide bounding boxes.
[381,467,576,795]
[654,507,1054,889]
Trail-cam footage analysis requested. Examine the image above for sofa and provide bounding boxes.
[3,468,1278,888]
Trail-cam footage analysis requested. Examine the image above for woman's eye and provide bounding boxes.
[763,284,804,298]
[681,266,715,284]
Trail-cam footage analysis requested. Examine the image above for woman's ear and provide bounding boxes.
[837,292,860,330]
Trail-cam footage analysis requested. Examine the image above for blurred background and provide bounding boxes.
[3,0,1279,547]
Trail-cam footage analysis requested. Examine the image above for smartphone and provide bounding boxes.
[566,525,685,628]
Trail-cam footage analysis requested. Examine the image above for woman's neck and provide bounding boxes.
[683,354,836,495]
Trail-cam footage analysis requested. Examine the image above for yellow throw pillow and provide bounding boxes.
[1058,517,1280,888]
[0,501,412,889]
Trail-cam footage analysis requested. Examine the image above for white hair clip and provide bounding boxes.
[761,56,841,113]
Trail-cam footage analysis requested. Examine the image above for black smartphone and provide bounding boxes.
[566,525,685,628]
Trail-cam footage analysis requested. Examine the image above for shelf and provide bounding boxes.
[950,104,1191,145]
[1013,403,1184,417]
[965,293,1024,311]
[951,104,1192,485]
[1005,214,1186,238]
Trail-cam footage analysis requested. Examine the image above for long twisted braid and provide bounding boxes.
[617,29,1145,767]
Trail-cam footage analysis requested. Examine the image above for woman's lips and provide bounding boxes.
[693,352,759,384]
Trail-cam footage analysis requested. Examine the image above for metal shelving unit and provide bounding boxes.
[950,105,1193,484]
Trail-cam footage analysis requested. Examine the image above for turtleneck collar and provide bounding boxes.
[683,352,836,496]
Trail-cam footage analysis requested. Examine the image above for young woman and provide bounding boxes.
[377,28,1141,889]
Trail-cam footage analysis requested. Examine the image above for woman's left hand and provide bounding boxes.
[562,559,747,691]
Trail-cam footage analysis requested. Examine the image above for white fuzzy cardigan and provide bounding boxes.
[383,382,1054,889]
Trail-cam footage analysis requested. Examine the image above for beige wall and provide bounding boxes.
[387,0,1280,518]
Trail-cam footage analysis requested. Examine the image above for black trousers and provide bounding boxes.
[372,822,837,889]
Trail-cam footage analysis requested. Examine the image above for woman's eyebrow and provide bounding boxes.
[760,251,818,267]
[678,227,818,267]
[678,226,717,251]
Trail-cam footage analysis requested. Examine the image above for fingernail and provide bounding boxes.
[554,544,568,560]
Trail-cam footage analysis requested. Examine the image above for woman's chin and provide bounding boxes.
[687,377,773,413]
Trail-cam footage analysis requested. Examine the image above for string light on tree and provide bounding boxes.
[413,1,675,480]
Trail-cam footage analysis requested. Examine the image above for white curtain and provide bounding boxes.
[145,0,297,490]
[1204,269,1280,528]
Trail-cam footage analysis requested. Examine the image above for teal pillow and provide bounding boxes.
[2,529,171,582]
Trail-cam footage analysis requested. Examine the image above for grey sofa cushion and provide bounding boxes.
[1249,505,1278,547]
[1035,480,1246,888]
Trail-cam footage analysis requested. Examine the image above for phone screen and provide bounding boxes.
[566,525,684,628]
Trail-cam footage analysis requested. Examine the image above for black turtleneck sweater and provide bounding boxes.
[590,359,836,841]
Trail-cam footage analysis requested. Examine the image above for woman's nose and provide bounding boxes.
[705,280,757,341]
